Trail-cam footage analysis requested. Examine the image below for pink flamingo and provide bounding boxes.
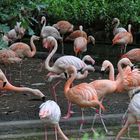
[115,87,140,140]
[9,35,40,81]
[112,18,127,36]
[112,24,133,54]
[0,49,22,80]
[53,20,74,54]
[39,100,69,140]
[90,58,134,133]
[121,48,140,62]
[65,25,87,41]
[44,36,95,75]
[64,65,105,131]
[9,35,40,58]
[44,36,95,118]
[0,69,45,100]
[74,36,95,57]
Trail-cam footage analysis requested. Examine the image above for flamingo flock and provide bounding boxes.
[1,16,140,140]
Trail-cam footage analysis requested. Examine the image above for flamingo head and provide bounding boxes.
[41,16,46,24]
[42,37,55,50]
[101,60,111,72]
[82,55,95,65]
[112,18,120,26]
[39,109,51,119]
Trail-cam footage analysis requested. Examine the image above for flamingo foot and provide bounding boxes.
[62,110,75,119]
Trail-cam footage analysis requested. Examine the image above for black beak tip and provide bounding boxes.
[3,82,7,87]
[42,96,46,102]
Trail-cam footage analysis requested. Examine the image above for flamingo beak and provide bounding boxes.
[74,48,80,57]
[3,82,7,87]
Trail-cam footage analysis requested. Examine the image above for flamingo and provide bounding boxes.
[65,25,87,41]
[64,65,105,131]
[39,100,69,140]
[44,36,95,77]
[53,20,74,54]
[44,36,95,118]
[46,55,95,82]
[90,58,134,133]
[40,16,62,40]
[112,24,133,54]
[40,16,62,53]
[112,18,127,36]
[115,87,140,140]
[121,48,140,62]
[74,36,95,57]
[2,22,25,45]
[9,35,40,58]
[0,69,45,100]
[0,49,22,80]
[9,35,40,82]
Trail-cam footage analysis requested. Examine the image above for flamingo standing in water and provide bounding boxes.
[64,65,105,130]
[112,24,133,54]
[0,69,45,100]
[74,36,95,57]
[121,48,140,62]
[112,18,127,36]
[65,25,87,41]
[39,100,69,140]
[115,87,140,140]
[53,20,74,54]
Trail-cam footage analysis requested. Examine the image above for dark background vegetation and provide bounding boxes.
[0,0,140,45]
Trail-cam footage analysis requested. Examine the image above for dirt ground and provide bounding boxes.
[0,57,136,139]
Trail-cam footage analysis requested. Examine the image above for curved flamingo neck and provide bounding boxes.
[45,38,58,72]
[117,61,124,81]
[41,17,46,33]
[128,24,132,33]
[114,19,120,29]
[108,63,115,81]
[87,35,95,44]
[2,81,31,92]
[64,66,77,96]
[56,124,69,140]
[29,37,36,57]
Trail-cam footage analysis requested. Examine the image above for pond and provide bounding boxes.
[0,42,140,140]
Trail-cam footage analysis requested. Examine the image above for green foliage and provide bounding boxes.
[0,0,140,36]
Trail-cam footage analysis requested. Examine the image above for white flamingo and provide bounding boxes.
[39,100,69,140]
[116,87,140,140]
[112,18,127,36]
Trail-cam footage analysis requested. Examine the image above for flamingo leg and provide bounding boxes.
[121,108,128,126]
[45,125,48,140]
[54,125,58,140]
[115,120,130,140]
[63,83,75,119]
[61,35,64,54]
[91,97,108,133]
[124,44,127,53]
[63,101,73,119]
[79,108,85,132]
[52,80,62,102]
[138,121,140,138]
